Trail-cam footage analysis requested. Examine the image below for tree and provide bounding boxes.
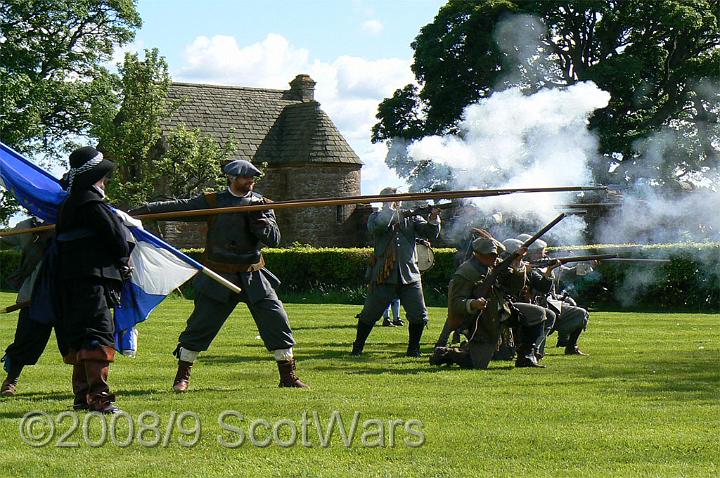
[0,0,141,222]
[91,49,234,209]
[373,0,720,188]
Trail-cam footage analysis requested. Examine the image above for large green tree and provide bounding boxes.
[0,0,141,222]
[373,0,720,187]
[92,49,234,209]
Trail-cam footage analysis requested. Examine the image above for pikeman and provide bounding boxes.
[0,216,53,396]
[129,159,307,390]
[351,187,441,357]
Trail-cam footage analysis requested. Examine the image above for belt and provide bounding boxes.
[202,255,265,273]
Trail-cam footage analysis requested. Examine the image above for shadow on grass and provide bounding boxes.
[568,349,719,402]
[292,324,357,331]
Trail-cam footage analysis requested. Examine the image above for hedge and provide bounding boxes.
[1,244,718,310]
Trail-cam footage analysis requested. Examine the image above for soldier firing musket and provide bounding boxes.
[430,214,566,370]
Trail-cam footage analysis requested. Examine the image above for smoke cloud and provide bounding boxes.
[401,81,610,246]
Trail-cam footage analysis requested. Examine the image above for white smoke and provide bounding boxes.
[596,78,720,245]
[405,81,610,244]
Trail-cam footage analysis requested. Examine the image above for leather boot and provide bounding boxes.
[429,347,452,366]
[564,328,587,355]
[84,360,119,413]
[351,320,374,356]
[446,347,474,369]
[515,344,546,368]
[1,376,19,397]
[173,360,193,393]
[277,358,309,388]
[71,362,89,410]
[406,321,425,357]
[1,363,22,397]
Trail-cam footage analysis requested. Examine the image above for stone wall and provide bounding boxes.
[258,163,365,247]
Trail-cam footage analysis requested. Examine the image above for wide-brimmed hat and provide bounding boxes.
[66,146,115,191]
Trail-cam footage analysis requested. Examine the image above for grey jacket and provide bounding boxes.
[366,206,440,285]
[140,189,281,304]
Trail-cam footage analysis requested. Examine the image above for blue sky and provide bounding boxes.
[128,0,448,194]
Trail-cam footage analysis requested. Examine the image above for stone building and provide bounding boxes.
[156,74,371,248]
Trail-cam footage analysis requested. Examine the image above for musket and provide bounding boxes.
[447,213,567,331]
[400,201,456,218]
[530,255,671,267]
[602,258,670,264]
[530,253,619,267]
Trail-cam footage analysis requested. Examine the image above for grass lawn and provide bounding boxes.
[0,291,718,477]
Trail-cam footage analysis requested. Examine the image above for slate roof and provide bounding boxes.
[160,81,362,166]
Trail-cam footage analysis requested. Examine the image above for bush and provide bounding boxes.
[2,244,718,310]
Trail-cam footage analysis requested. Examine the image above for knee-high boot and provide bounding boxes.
[351,320,374,356]
[71,362,89,410]
[78,346,119,414]
[406,321,425,357]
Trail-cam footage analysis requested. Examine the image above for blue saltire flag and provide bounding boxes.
[0,141,202,353]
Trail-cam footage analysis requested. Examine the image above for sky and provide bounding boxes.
[126,0,448,195]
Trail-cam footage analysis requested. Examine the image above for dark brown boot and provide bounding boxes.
[1,376,19,397]
[71,362,89,410]
[1,362,22,397]
[565,345,589,356]
[429,347,452,366]
[173,360,193,393]
[84,360,119,414]
[277,358,308,388]
[79,346,118,414]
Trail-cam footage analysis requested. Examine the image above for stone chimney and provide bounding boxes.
[288,74,316,102]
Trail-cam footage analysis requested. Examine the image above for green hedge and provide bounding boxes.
[2,245,718,310]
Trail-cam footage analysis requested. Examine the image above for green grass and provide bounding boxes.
[0,292,718,477]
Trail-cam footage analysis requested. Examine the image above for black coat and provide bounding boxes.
[56,187,131,282]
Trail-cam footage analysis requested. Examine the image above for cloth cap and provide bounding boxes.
[223,159,262,177]
[379,186,398,196]
[516,233,532,242]
[472,237,498,255]
[66,146,115,191]
[502,238,524,254]
[528,239,547,251]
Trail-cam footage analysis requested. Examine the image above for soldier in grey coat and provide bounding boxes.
[129,159,307,390]
[351,187,441,357]
[525,239,589,356]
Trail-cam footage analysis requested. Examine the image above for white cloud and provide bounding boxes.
[177,33,310,88]
[361,19,383,35]
[173,33,414,195]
